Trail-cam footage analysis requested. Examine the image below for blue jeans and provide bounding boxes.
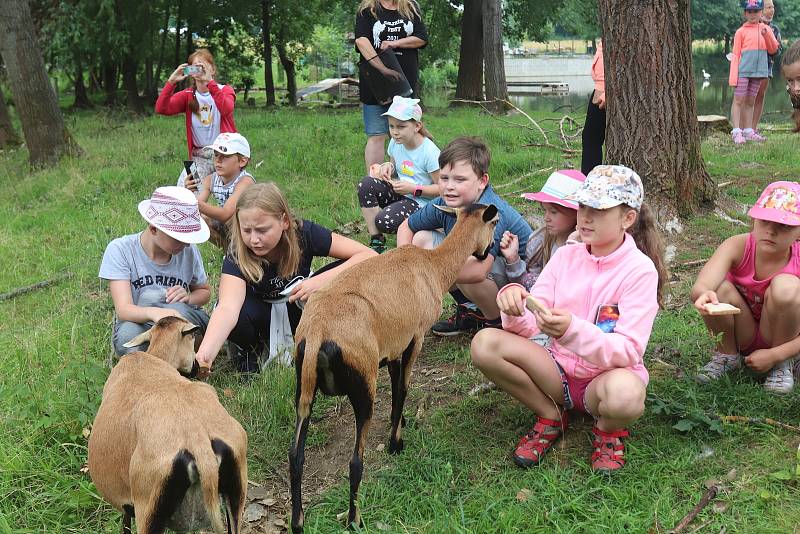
[113,288,210,355]
[362,103,390,136]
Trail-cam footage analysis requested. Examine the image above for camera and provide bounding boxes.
[183,65,203,76]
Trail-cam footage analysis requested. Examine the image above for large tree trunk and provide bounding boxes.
[185,13,193,57]
[102,60,117,106]
[0,84,21,147]
[598,0,713,222]
[261,0,276,106]
[482,0,507,113]
[154,3,170,86]
[276,38,296,106]
[454,0,483,102]
[72,60,92,109]
[0,0,81,166]
[122,54,144,114]
[174,0,183,66]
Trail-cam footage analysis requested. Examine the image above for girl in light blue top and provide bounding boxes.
[357,95,441,253]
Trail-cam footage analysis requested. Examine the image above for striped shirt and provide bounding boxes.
[210,170,255,207]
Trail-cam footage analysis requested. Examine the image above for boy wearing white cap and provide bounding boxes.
[99,186,212,356]
[184,132,255,249]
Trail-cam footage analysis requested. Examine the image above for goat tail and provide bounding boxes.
[193,442,226,534]
[212,438,245,534]
[296,335,320,420]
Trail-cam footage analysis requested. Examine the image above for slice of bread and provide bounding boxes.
[525,295,551,316]
[704,302,741,315]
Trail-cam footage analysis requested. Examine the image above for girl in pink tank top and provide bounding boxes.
[692,181,800,394]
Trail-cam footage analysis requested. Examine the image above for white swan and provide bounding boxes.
[702,69,711,80]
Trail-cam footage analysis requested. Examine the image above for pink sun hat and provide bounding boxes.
[748,181,800,226]
[138,186,210,244]
[521,169,586,210]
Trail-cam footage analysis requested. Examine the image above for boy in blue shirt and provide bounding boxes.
[397,136,532,335]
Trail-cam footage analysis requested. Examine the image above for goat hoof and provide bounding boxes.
[347,509,362,529]
[388,438,404,454]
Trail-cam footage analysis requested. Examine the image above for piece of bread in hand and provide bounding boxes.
[525,295,551,316]
[704,302,741,315]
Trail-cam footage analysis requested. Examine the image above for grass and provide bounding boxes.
[1,103,799,533]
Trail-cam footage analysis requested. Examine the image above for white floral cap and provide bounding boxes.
[565,165,644,210]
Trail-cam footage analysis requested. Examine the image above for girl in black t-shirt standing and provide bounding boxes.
[355,0,428,173]
[196,183,376,375]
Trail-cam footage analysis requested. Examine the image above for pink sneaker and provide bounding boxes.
[732,131,746,145]
[745,131,766,142]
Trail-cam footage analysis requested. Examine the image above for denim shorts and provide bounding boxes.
[362,103,390,136]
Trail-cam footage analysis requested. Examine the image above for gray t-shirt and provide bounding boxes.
[98,232,208,304]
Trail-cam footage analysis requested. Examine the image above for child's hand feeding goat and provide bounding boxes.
[289,203,499,533]
[87,316,248,534]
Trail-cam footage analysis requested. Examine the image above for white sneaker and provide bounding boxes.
[696,352,741,383]
[763,360,794,395]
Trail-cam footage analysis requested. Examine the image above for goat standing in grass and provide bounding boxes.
[88,316,248,534]
[289,203,499,532]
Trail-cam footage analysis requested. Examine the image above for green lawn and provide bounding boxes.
[1,104,799,533]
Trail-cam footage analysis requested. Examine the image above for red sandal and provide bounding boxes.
[512,415,567,468]
[591,427,629,472]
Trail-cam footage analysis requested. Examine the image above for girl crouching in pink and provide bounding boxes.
[471,165,666,472]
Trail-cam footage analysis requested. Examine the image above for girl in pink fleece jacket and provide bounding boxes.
[471,165,666,473]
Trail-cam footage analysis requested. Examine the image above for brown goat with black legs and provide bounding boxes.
[289,204,499,532]
[88,316,248,534]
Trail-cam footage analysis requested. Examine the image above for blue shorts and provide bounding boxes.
[362,103,390,136]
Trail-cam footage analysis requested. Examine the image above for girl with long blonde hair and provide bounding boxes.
[196,183,376,375]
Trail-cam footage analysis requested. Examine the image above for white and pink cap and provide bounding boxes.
[748,181,800,226]
[521,169,586,210]
[138,186,210,243]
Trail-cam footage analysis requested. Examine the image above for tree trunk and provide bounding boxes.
[597,0,713,222]
[155,3,170,85]
[481,0,507,113]
[724,34,731,55]
[276,38,296,106]
[122,54,144,114]
[261,0,275,106]
[0,83,21,147]
[174,0,183,66]
[454,0,483,102]
[102,60,117,106]
[185,14,193,57]
[73,59,92,109]
[0,0,81,166]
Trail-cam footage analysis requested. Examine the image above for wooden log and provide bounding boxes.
[697,115,731,136]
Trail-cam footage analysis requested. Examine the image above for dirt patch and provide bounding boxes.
[240,348,475,532]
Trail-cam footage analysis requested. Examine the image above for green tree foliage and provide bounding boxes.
[557,0,601,40]
[691,0,741,44]
[201,22,261,92]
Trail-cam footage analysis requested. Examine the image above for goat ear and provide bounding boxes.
[123,328,153,348]
[433,204,458,217]
[482,204,499,222]
[181,323,200,336]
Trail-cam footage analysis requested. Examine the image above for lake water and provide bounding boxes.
[481,55,793,123]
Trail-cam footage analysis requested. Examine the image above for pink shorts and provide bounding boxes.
[734,76,764,97]
[741,327,770,355]
[549,352,596,417]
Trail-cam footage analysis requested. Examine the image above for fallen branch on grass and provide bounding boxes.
[669,484,721,534]
[714,415,800,433]
[449,98,582,154]
[0,272,74,302]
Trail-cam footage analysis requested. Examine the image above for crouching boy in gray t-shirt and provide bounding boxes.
[99,186,212,355]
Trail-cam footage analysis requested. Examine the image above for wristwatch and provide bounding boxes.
[413,186,423,198]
